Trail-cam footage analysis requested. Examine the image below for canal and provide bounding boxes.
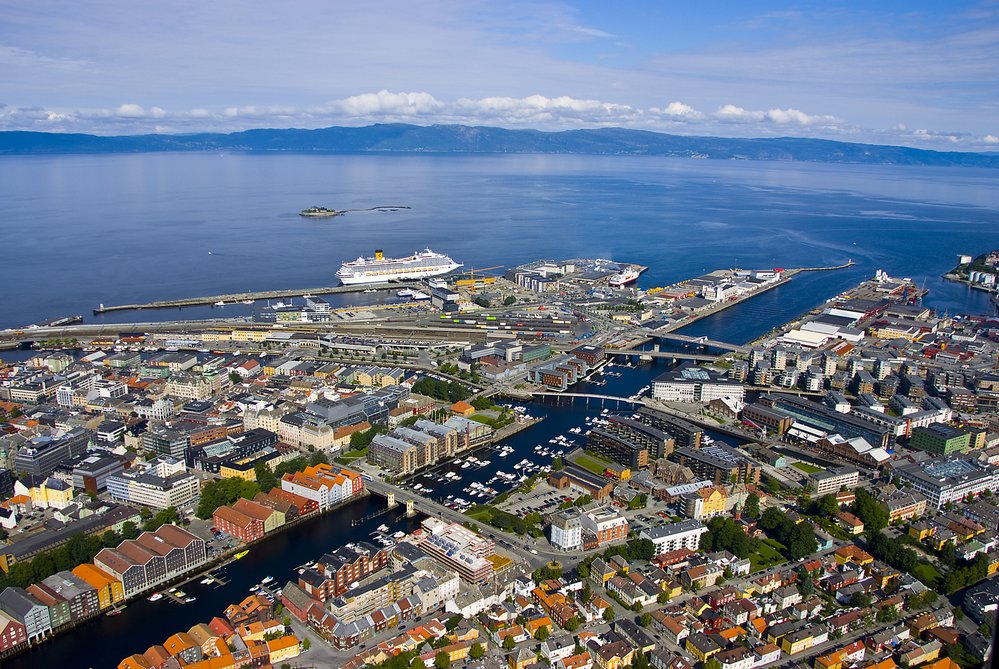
[10,334,758,666]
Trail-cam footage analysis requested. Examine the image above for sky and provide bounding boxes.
[1,1,998,150]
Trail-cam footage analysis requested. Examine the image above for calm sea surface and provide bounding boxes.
[1,153,997,340]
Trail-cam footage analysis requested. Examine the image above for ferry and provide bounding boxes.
[337,249,462,285]
[234,550,249,560]
[300,206,344,217]
[609,269,640,287]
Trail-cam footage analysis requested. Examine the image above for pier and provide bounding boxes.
[91,281,423,314]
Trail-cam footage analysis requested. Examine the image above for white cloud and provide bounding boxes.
[328,90,444,117]
[651,102,703,119]
[150,106,166,118]
[984,134,999,144]
[116,103,146,117]
[715,105,765,122]
[713,104,841,127]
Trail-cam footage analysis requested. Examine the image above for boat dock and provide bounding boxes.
[92,282,422,314]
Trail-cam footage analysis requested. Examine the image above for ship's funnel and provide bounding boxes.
[375,249,384,260]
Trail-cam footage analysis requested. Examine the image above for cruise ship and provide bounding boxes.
[608,268,640,287]
[337,249,462,285]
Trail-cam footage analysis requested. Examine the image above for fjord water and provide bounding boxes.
[1,153,997,340]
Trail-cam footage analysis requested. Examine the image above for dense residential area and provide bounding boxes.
[0,260,996,669]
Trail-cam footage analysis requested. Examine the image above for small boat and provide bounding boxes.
[240,299,254,305]
[250,585,260,592]
[107,608,125,616]
[377,524,389,533]
[234,550,249,560]
[214,300,226,306]
[147,593,163,602]
[393,531,405,539]
[185,597,196,603]
[261,576,274,585]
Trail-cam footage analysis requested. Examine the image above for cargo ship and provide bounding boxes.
[608,269,640,287]
[337,249,462,285]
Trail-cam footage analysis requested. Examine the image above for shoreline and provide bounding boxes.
[0,491,369,661]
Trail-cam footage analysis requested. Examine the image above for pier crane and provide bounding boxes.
[455,266,504,293]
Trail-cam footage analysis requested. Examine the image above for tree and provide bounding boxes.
[797,577,814,598]
[743,493,760,519]
[120,521,139,540]
[435,651,451,669]
[705,658,722,669]
[254,461,278,492]
[639,613,652,627]
[852,489,889,531]
[876,607,898,623]
[143,506,180,532]
[564,617,580,632]
[301,637,311,651]
[581,582,592,604]
[503,295,517,306]
[633,651,651,669]
[229,371,243,385]
[535,626,550,641]
[502,635,515,650]
[469,643,485,660]
[552,457,564,471]
[603,606,615,622]
[849,591,872,608]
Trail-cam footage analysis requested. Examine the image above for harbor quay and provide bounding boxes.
[1,256,998,669]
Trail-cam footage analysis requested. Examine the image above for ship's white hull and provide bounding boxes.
[609,271,639,287]
[338,262,462,285]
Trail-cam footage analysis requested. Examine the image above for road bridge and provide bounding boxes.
[604,349,717,362]
[642,331,750,353]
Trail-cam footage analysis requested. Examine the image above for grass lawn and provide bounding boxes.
[574,452,613,475]
[911,561,942,587]
[791,461,824,474]
[465,506,494,522]
[749,539,786,572]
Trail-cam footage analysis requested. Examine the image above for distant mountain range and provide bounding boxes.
[1,123,997,167]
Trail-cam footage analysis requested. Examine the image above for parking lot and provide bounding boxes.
[497,481,576,516]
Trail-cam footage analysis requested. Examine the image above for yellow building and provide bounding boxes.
[908,523,935,542]
[686,635,722,662]
[439,642,472,664]
[833,545,874,567]
[23,478,75,510]
[73,563,125,608]
[231,329,269,342]
[684,486,727,520]
[265,635,301,663]
[199,331,233,342]
[781,630,814,656]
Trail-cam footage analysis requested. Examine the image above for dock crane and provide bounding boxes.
[455,266,504,293]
